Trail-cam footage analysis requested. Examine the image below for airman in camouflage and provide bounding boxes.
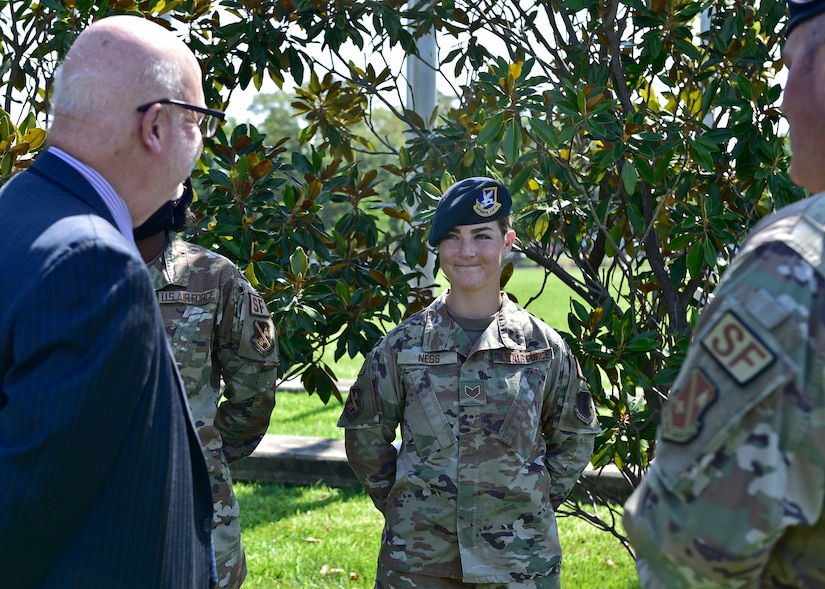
[338,177,599,588]
[135,187,279,589]
[623,3,825,586]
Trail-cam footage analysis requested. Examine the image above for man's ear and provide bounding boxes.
[137,103,164,154]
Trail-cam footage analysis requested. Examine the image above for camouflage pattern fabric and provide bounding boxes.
[377,566,562,589]
[623,192,825,588]
[338,292,599,585]
[148,234,279,589]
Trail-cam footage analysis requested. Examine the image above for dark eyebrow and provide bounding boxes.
[447,226,494,234]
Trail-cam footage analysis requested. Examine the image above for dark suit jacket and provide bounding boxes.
[0,151,215,588]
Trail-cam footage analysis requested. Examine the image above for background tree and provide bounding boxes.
[248,91,305,155]
[0,0,802,552]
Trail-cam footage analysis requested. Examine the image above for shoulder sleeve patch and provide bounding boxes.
[699,310,775,385]
[249,292,269,318]
[236,286,279,363]
[661,368,718,444]
[343,384,364,419]
[338,352,383,429]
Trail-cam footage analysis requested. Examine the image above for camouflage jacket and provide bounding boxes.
[338,292,599,583]
[148,234,279,589]
[623,192,825,588]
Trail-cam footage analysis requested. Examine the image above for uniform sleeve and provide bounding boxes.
[214,271,279,463]
[623,244,825,588]
[337,342,401,513]
[544,337,600,505]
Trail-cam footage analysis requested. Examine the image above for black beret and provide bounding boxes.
[427,177,512,246]
[788,0,825,35]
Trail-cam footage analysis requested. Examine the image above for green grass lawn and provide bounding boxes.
[236,481,640,588]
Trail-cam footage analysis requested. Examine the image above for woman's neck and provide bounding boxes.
[444,288,502,318]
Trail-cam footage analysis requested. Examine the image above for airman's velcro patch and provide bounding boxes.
[397,351,458,365]
[252,320,275,355]
[493,349,552,364]
[575,390,594,424]
[344,385,363,419]
[249,292,269,318]
[700,310,775,385]
[662,368,718,444]
[158,289,218,305]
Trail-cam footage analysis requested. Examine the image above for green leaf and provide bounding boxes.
[529,118,559,149]
[687,241,705,279]
[621,161,638,194]
[627,202,645,233]
[290,247,309,277]
[503,119,522,164]
[532,211,550,241]
[477,113,505,146]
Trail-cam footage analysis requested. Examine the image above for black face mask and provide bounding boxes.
[133,178,194,241]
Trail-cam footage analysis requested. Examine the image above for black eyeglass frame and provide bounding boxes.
[136,98,226,137]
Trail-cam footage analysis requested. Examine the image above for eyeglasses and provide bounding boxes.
[136,98,226,138]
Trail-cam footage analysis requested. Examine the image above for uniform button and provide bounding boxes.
[202,517,212,534]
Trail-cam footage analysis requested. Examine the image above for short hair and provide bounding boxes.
[51,55,182,119]
[497,215,513,233]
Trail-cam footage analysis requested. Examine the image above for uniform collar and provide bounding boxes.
[147,233,191,289]
[421,291,527,352]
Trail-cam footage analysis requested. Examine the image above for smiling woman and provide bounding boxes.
[437,221,514,308]
[337,176,601,589]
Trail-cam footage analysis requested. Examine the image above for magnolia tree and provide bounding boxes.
[0,0,802,550]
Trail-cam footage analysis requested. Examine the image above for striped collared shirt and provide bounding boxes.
[48,146,136,248]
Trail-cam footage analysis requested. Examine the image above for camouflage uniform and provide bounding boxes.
[338,291,599,586]
[623,193,825,588]
[148,234,279,589]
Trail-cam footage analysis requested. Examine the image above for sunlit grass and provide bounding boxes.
[238,483,380,588]
[268,390,343,438]
[237,482,640,589]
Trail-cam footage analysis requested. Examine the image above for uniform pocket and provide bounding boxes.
[495,364,546,462]
[401,367,456,454]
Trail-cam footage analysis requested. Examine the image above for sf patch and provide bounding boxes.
[662,368,718,444]
[249,292,269,318]
[699,310,775,385]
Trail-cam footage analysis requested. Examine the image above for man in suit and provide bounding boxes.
[0,15,219,588]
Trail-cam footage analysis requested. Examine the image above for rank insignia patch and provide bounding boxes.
[464,385,481,399]
[662,368,718,444]
[472,186,502,217]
